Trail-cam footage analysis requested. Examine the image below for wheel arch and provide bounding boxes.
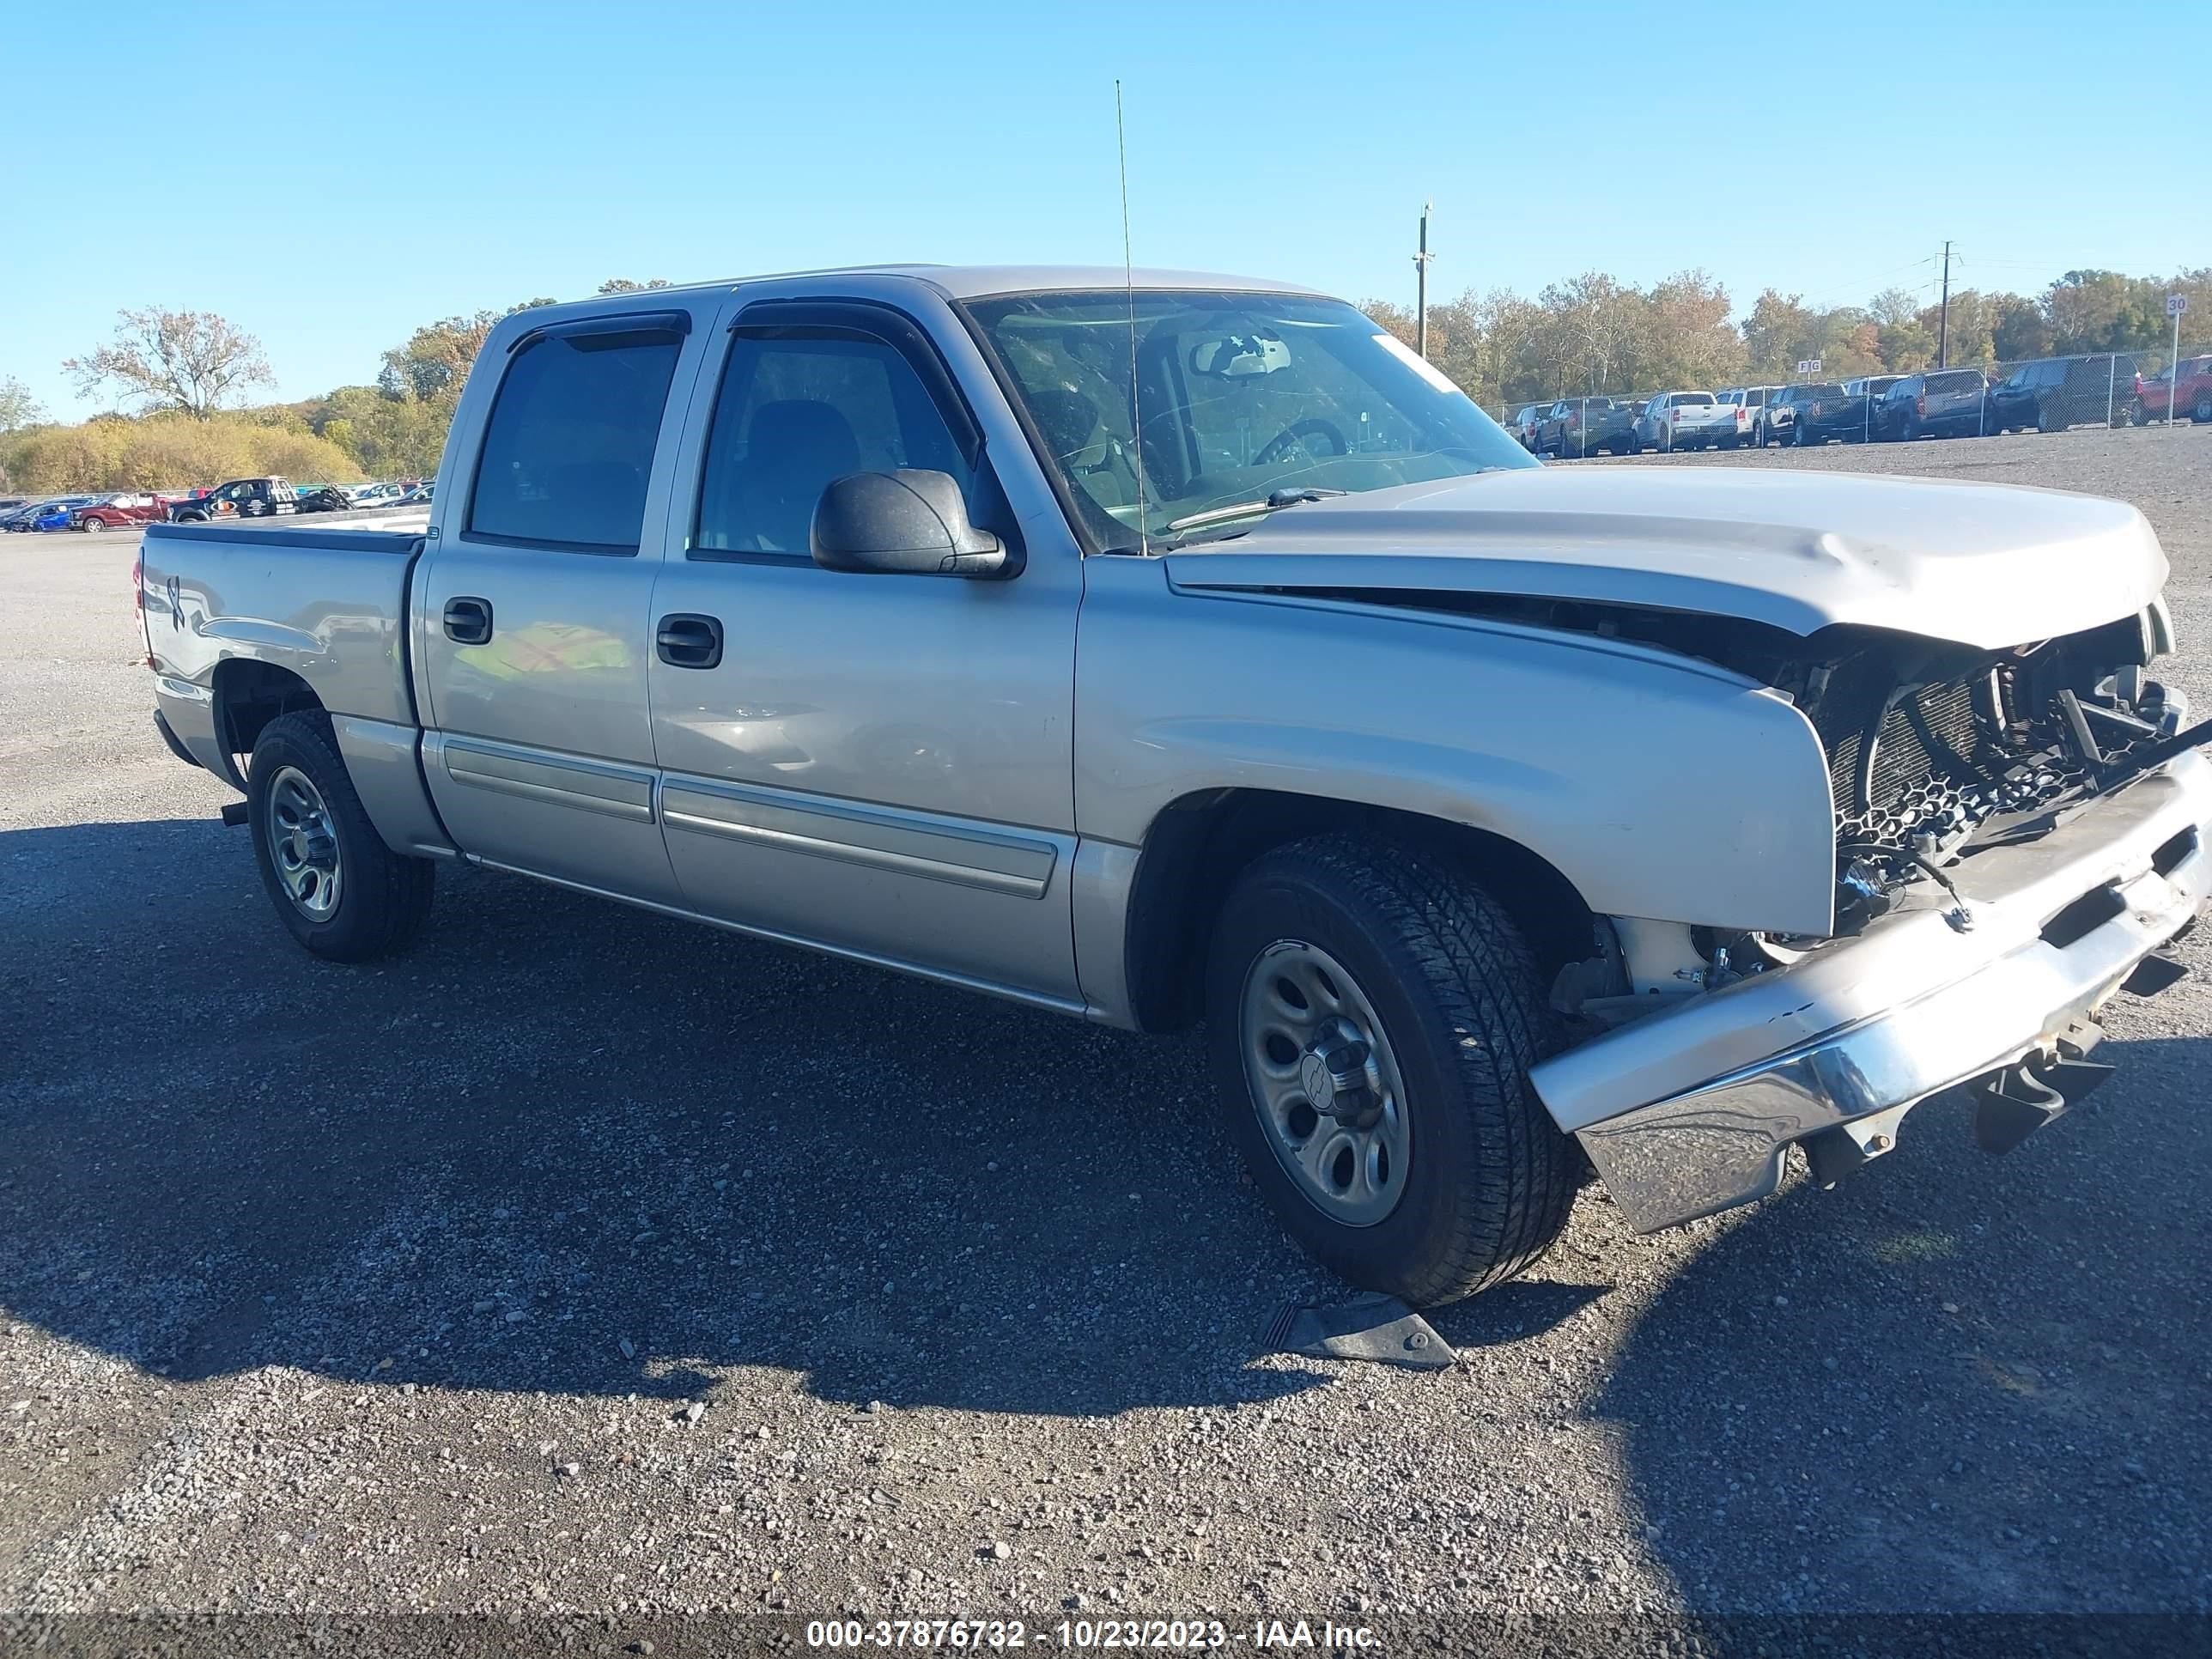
[212,659,325,787]
[1117,787,1598,1035]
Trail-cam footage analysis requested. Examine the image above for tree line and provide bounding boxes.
[1370,264,2208,410]
[3,268,2203,492]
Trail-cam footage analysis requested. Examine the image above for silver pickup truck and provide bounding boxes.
[140,264,2212,1306]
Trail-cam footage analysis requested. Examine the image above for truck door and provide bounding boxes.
[415,305,706,902]
[641,294,1083,1006]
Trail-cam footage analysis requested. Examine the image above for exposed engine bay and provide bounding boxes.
[1323,587,2197,975]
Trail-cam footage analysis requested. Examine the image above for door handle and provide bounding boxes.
[443,596,494,645]
[656,613,724,670]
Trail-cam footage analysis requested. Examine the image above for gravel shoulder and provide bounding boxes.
[4,429,2209,1632]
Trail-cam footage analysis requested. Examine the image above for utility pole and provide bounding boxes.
[1936,240,1952,369]
[1413,201,1434,360]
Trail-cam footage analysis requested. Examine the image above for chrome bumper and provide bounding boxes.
[1532,752,2212,1233]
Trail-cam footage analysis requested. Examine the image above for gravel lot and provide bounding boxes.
[5,428,2210,1643]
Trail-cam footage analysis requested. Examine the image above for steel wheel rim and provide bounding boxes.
[1237,939,1410,1228]
[264,764,342,921]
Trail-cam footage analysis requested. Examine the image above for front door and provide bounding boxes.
[643,297,1083,1004]
[416,305,705,902]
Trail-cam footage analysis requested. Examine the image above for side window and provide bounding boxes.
[466,323,684,553]
[693,331,973,560]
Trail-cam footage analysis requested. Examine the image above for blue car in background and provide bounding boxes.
[3,495,96,532]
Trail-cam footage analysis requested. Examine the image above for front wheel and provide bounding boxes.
[247,711,434,962]
[1204,836,1581,1306]
[2194,394,2212,424]
[79,517,105,532]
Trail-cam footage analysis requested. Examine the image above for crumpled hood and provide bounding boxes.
[1162,465,2167,649]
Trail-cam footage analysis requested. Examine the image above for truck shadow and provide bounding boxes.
[9,817,1589,1418]
[1589,1030,2212,1612]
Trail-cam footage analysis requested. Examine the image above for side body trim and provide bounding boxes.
[659,775,1058,899]
[439,737,656,823]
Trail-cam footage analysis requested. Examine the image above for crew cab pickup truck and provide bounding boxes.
[140,265,2212,1306]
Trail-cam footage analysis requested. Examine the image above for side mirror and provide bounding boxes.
[811,469,1012,579]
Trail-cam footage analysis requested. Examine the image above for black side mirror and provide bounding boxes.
[811,469,1013,579]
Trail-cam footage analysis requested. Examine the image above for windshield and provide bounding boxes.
[962,289,1534,549]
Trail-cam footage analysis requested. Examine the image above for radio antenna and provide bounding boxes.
[1115,79,1149,556]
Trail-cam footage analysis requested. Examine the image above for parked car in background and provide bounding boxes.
[1986,355,2138,434]
[1874,368,1990,441]
[1817,375,1900,444]
[1783,383,1856,446]
[74,493,171,532]
[1752,389,1805,447]
[167,477,298,521]
[1509,404,1545,452]
[1717,386,1781,442]
[293,484,360,514]
[3,495,96,532]
[1537,396,1639,458]
[349,482,406,506]
[2132,356,2212,425]
[1633,390,1740,451]
[386,481,435,509]
[0,497,28,517]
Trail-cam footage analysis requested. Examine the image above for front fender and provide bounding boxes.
[1075,556,1836,937]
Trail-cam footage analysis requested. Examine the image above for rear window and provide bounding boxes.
[1796,384,1844,401]
[1926,370,1983,394]
[1668,392,1716,406]
[467,323,685,552]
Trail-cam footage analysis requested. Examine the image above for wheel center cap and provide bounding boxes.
[1298,1050,1335,1113]
[1302,1026,1378,1126]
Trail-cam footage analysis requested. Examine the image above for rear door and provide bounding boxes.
[415,303,711,902]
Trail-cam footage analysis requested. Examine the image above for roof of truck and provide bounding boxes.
[634,264,1329,301]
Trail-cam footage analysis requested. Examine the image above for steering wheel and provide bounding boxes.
[1250,418,1350,469]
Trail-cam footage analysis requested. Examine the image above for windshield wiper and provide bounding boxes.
[1163,487,1346,535]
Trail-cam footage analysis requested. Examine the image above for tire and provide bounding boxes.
[246,710,434,963]
[2037,403,2062,434]
[2127,399,2148,428]
[2195,395,2212,424]
[80,517,105,532]
[1794,421,1812,447]
[1203,835,1581,1306]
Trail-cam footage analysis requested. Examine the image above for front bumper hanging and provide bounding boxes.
[1531,751,2212,1234]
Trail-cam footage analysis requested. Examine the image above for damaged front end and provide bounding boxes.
[1523,597,2212,1231]
[1783,602,2191,933]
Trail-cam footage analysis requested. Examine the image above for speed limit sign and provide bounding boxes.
[2171,294,2190,318]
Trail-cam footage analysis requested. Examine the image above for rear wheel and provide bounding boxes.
[1204,836,1581,1306]
[247,711,434,962]
[79,516,105,532]
[2195,394,2212,424]
[2038,403,2063,434]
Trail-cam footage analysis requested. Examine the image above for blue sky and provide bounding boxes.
[8,0,2205,417]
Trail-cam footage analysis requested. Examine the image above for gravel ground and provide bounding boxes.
[4,428,2210,1643]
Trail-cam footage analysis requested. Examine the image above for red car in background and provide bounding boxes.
[2134,356,2212,424]
[73,493,175,532]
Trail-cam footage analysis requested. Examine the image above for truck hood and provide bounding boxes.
[1162,465,2166,650]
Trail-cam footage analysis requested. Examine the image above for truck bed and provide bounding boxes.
[140,517,430,773]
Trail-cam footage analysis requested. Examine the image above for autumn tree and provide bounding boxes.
[0,375,43,433]
[64,307,272,417]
